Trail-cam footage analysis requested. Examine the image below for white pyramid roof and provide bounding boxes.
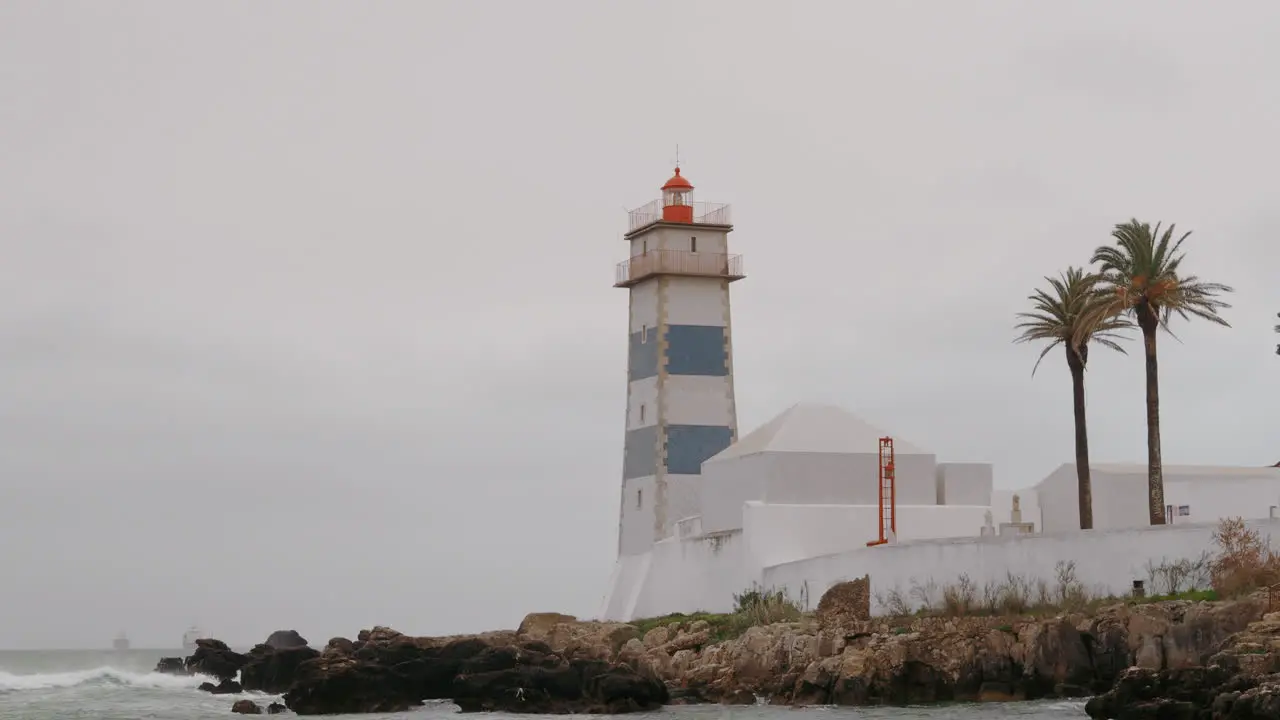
[707,403,930,463]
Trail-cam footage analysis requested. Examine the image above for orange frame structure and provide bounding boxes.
[867,437,896,547]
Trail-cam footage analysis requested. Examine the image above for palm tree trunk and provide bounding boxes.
[1066,345,1093,530]
[1140,313,1166,525]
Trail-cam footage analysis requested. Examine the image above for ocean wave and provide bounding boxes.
[0,667,209,693]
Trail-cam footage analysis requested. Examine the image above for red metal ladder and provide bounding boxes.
[867,436,896,546]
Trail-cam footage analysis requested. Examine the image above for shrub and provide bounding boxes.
[1209,517,1280,597]
[731,584,803,626]
[1145,553,1212,596]
[941,574,976,616]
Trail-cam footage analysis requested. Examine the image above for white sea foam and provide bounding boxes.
[0,666,208,693]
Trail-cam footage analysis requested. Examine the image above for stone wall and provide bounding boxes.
[814,574,870,629]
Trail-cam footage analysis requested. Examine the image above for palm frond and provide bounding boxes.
[1085,218,1233,337]
[1014,266,1131,376]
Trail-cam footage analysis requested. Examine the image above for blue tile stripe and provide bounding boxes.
[664,424,733,475]
[627,326,660,381]
[664,325,728,376]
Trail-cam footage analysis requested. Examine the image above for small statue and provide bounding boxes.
[983,509,994,527]
[1011,494,1022,524]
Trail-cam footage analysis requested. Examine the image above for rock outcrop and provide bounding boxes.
[185,639,247,682]
[240,634,322,694]
[263,630,309,650]
[1086,605,1280,719]
[231,699,263,714]
[167,597,1272,714]
[608,597,1264,705]
[278,624,666,715]
[153,656,188,675]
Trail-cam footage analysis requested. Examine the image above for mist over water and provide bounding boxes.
[0,649,1085,720]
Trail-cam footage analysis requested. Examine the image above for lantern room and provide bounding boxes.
[661,167,695,223]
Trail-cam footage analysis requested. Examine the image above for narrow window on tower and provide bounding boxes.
[639,404,646,422]
[690,236,697,252]
[637,489,643,509]
[641,324,647,343]
[642,240,648,254]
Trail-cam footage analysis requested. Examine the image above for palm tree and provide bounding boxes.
[1081,219,1233,525]
[1015,267,1130,530]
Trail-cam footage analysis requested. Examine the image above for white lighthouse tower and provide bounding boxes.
[614,165,743,557]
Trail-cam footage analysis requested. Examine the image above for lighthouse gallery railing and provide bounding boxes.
[614,249,744,286]
[626,200,733,233]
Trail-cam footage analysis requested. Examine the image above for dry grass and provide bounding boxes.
[876,561,1108,618]
[1209,517,1280,597]
[875,517,1280,618]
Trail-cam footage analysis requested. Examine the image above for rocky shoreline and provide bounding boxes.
[159,593,1280,716]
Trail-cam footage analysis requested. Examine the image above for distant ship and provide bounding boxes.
[113,632,130,651]
[182,625,203,651]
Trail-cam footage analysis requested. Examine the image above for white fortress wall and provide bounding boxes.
[626,530,752,620]
[762,519,1280,614]
[742,501,991,570]
[599,551,652,622]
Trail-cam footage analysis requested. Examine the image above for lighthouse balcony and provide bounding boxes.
[627,200,732,234]
[614,250,745,288]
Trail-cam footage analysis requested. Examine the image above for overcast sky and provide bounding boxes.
[1,1,1276,650]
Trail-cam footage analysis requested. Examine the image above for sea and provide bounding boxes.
[0,648,1087,720]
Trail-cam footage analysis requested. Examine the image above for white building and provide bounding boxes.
[598,166,1280,622]
[1033,463,1280,533]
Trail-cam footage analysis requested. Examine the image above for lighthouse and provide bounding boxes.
[614,166,743,556]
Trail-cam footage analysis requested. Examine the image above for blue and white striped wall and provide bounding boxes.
[619,229,739,557]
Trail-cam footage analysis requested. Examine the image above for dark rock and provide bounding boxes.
[153,656,189,675]
[187,639,248,682]
[1229,683,1280,719]
[324,637,354,656]
[198,679,243,694]
[264,630,308,650]
[451,656,667,713]
[231,699,263,714]
[266,702,288,714]
[283,656,423,715]
[241,644,322,694]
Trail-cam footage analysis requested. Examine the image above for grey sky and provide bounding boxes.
[1,1,1276,649]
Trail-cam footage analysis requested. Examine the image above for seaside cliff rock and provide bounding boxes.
[269,623,666,715]
[1085,607,1280,719]
[240,631,322,694]
[180,596,1272,714]
[185,638,247,682]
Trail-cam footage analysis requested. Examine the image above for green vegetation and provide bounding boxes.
[626,584,803,642]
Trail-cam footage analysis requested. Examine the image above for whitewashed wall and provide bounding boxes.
[625,530,751,619]
[991,488,1041,528]
[1032,464,1280,533]
[763,519,1280,614]
[764,452,939,506]
[699,454,768,533]
[700,450,941,535]
[1164,477,1280,525]
[936,462,993,505]
[742,502,990,569]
